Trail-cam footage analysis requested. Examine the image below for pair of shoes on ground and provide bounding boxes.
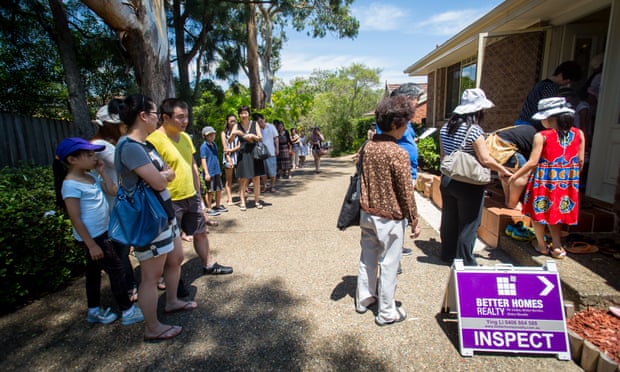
[375,307,407,326]
[505,222,535,241]
[203,262,233,275]
[87,305,144,325]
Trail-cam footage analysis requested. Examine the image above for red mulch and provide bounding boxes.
[567,308,620,364]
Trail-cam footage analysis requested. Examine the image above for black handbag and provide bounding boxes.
[252,141,271,160]
[336,141,367,230]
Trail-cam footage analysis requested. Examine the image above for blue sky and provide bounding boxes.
[275,0,503,86]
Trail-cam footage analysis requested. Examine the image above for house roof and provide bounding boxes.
[404,0,612,76]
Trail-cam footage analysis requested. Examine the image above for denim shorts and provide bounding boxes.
[263,156,277,177]
[505,152,527,169]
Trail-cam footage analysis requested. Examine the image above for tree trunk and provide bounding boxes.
[48,0,93,138]
[247,3,264,110]
[80,0,173,105]
[259,6,274,107]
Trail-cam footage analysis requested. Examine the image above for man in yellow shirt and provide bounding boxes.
[148,98,233,276]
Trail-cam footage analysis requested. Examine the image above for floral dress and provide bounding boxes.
[522,127,581,225]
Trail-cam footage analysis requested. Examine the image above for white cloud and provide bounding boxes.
[279,52,387,75]
[352,2,409,32]
[419,8,487,35]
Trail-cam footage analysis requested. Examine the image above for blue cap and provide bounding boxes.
[55,137,105,161]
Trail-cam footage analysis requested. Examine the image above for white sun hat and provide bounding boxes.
[453,88,495,115]
[531,97,575,120]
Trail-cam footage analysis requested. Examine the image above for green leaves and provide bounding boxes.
[0,165,83,313]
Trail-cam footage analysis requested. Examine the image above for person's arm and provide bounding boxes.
[473,135,512,178]
[133,162,174,191]
[64,197,104,260]
[221,132,230,153]
[509,133,544,183]
[201,157,210,181]
[578,129,586,170]
[274,131,279,156]
[95,160,117,196]
[191,158,201,194]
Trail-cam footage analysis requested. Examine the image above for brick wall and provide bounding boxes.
[480,32,545,132]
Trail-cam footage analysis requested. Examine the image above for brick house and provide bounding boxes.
[404,0,619,234]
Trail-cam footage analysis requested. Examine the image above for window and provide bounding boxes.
[444,59,477,118]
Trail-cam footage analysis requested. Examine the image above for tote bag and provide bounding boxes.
[108,181,170,251]
[337,142,367,230]
[440,125,491,185]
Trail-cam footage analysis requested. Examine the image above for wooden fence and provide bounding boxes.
[0,114,79,167]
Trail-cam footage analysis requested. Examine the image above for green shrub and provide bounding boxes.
[0,165,84,313]
[418,136,440,174]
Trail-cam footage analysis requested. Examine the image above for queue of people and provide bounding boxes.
[54,59,588,333]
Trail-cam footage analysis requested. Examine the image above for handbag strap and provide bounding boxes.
[458,124,477,151]
[357,141,369,175]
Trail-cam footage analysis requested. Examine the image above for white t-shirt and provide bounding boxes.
[261,123,278,156]
[91,139,117,208]
[61,173,109,241]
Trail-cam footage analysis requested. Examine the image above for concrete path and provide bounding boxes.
[0,156,581,370]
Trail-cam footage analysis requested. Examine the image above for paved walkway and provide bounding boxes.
[0,156,581,370]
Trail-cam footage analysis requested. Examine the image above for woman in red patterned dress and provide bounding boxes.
[509,97,585,259]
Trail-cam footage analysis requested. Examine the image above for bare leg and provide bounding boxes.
[224,167,234,204]
[252,176,261,204]
[139,253,180,338]
[238,178,248,207]
[163,237,194,311]
[532,221,548,254]
[193,231,212,268]
[502,170,530,209]
[547,224,565,257]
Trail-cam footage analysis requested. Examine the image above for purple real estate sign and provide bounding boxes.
[453,263,570,360]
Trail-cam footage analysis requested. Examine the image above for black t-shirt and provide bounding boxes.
[496,125,538,158]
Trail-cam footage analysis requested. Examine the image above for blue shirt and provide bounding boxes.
[200,141,221,176]
[375,122,418,181]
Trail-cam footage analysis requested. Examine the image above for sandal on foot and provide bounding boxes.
[551,247,567,259]
[239,204,247,211]
[530,240,550,256]
[157,277,166,290]
[164,301,197,314]
[144,325,183,342]
[206,220,219,227]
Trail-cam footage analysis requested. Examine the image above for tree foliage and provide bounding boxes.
[301,63,382,154]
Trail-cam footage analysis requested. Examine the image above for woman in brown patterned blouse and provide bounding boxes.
[356,95,420,326]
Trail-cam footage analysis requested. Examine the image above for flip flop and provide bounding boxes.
[550,247,567,259]
[144,325,183,342]
[157,277,166,290]
[566,241,599,254]
[239,204,247,211]
[530,240,550,256]
[164,301,198,314]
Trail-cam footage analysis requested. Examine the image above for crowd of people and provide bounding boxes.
[53,97,329,339]
[52,58,590,333]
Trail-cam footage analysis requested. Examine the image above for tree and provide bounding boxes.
[48,0,91,137]
[80,0,173,105]
[243,0,359,109]
[302,63,382,153]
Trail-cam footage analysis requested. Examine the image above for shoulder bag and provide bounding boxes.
[440,125,491,185]
[485,127,518,165]
[108,140,171,251]
[337,141,367,230]
[252,141,271,160]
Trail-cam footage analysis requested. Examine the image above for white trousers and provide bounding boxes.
[356,210,405,322]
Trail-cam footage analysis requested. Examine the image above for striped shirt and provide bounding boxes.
[440,123,484,156]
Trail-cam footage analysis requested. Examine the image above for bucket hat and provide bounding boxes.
[453,88,494,115]
[531,97,574,120]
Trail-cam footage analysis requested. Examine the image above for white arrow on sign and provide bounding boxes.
[537,276,555,296]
